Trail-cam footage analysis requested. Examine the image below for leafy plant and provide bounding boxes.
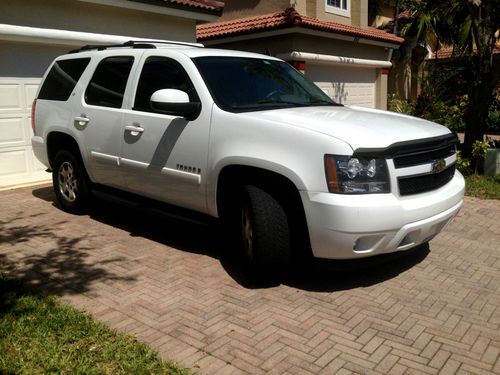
[456,151,472,175]
[471,140,490,174]
[472,140,490,159]
[388,95,415,115]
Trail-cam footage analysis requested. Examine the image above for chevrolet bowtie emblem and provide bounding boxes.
[431,159,446,174]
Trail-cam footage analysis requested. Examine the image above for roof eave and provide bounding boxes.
[199,27,403,49]
[78,0,222,22]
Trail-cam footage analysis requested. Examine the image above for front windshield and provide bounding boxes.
[192,56,341,113]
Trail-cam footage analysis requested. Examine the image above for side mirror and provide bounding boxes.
[150,89,201,121]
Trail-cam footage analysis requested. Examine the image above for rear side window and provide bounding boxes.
[85,56,134,108]
[38,58,90,101]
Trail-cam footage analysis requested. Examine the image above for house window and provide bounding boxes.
[325,0,350,17]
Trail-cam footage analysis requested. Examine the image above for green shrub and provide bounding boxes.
[456,151,472,175]
[388,95,415,115]
[446,115,466,131]
[486,108,500,132]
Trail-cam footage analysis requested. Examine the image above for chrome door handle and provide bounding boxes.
[125,124,145,133]
[74,116,89,126]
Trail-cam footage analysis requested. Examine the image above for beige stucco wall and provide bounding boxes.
[0,0,197,42]
[350,0,361,28]
[204,35,295,56]
[359,0,368,28]
[0,41,69,78]
[306,0,317,17]
[217,0,291,21]
[375,69,388,110]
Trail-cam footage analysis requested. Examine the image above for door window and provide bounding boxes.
[133,56,198,112]
[85,56,134,108]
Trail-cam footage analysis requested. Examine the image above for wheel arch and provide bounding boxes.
[215,162,312,259]
[209,157,307,216]
[46,131,83,170]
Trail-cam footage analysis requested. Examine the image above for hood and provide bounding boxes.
[243,105,451,151]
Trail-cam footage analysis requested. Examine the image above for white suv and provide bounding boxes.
[31,40,465,273]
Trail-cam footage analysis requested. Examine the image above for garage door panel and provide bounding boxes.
[25,84,39,110]
[0,148,29,176]
[0,83,23,112]
[0,77,49,187]
[306,64,376,108]
[0,117,27,146]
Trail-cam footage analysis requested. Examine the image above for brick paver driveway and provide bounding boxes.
[1,184,500,374]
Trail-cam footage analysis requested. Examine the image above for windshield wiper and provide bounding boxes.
[307,99,343,106]
[256,99,304,106]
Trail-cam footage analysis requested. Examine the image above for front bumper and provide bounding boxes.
[301,171,465,259]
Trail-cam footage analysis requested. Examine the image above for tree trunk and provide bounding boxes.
[463,73,492,156]
[462,0,498,156]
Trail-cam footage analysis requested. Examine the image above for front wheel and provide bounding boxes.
[52,150,91,213]
[239,185,291,275]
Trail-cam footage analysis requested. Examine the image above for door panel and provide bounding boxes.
[73,54,138,187]
[120,55,209,213]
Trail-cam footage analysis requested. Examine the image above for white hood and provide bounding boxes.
[244,105,451,151]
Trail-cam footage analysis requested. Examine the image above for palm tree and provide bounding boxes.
[397,0,499,156]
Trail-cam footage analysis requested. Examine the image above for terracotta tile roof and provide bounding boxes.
[149,0,224,14]
[429,44,500,59]
[197,8,404,44]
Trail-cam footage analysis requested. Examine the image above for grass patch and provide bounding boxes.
[465,174,500,199]
[0,272,190,375]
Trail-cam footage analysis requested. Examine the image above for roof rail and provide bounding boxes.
[69,39,204,54]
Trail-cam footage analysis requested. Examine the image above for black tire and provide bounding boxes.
[52,150,91,213]
[239,185,291,275]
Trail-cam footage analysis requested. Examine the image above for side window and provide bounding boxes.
[38,58,90,101]
[133,56,198,112]
[85,56,134,108]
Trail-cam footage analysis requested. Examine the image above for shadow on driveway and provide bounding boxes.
[1,192,136,299]
[31,186,429,293]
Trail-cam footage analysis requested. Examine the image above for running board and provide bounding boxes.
[92,185,215,228]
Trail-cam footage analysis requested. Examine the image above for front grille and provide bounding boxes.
[391,135,458,196]
[394,145,455,168]
[398,165,455,196]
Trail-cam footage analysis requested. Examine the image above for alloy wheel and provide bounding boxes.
[58,161,78,202]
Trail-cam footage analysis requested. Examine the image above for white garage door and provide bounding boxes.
[0,78,50,188]
[306,64,376,108]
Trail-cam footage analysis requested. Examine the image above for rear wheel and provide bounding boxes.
[52,150,91,213]
[239,185,291,276]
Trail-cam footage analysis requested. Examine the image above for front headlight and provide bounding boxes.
[324,155,390,194]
